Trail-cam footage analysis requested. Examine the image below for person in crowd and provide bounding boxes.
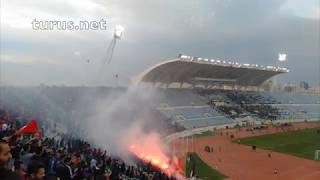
[0,139,20,180]
[21,144,35,166]
[30,146,45,163]
[70,153,82,179]
[14,160,26,180]
[26,162,46,180]
[55,156,72,180]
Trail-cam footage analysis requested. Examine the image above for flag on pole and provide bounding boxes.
[15,120,39,136]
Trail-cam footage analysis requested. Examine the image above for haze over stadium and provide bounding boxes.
[1,0,319,86]
[0,0,320,180]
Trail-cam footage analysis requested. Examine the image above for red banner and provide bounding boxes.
[15,120,39,136]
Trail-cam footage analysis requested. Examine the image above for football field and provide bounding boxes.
[238,128,320,160]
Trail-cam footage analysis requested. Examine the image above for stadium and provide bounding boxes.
[0,54,319,180]
[136,55,317,129]
[2,0,320,179]
[135,55,320,180]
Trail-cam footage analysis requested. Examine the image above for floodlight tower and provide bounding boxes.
[114,25,124,40]
[272,52,287,91]
[106,25,124,64]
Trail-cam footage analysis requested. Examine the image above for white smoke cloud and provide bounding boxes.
[77,86,162,154]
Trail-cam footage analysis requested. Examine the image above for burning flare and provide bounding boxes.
[127,133,185,179]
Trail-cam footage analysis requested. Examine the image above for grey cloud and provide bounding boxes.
[1,0,319,86]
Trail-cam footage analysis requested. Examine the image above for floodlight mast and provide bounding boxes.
[106,25,124,64]
[114,25,124,39]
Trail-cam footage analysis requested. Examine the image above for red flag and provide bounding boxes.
[15,120,39,136]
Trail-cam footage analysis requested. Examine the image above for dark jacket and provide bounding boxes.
[0,166,20,180]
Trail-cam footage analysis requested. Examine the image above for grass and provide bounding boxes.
[191,130,217,137]
[237,128,320,160]
[186,152,227,180]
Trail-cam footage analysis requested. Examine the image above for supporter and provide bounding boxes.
[21,144,35,166]
[0,139,20,180]
[55,155,72,180]
[26,162,46,180]
[14,160,26,180]
[70,153,83,179]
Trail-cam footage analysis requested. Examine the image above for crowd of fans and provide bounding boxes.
[0,108,178,180]
[200,90,281,120]
[242,105,279,120]
[226,92,280,119]
[214,105,243,119]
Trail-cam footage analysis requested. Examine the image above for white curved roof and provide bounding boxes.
[135,56,288,87]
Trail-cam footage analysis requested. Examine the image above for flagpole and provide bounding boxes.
[187,136,189,154]
[192,135,194,152]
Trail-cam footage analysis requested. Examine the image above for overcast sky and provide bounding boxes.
[0,0,319,86]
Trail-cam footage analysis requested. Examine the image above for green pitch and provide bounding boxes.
[237,128,320,160]
[186,152,227,180]
[192,130,217,137]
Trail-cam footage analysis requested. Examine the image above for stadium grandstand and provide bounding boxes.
[135,54,289,89]
[137,55,319,129]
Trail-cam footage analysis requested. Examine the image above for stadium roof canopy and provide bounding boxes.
[135,55,289,87]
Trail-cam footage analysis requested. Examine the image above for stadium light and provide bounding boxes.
[278,53,287,61]
[114,25,125,39]
[176,54,288,73]
[180,55,190,59]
